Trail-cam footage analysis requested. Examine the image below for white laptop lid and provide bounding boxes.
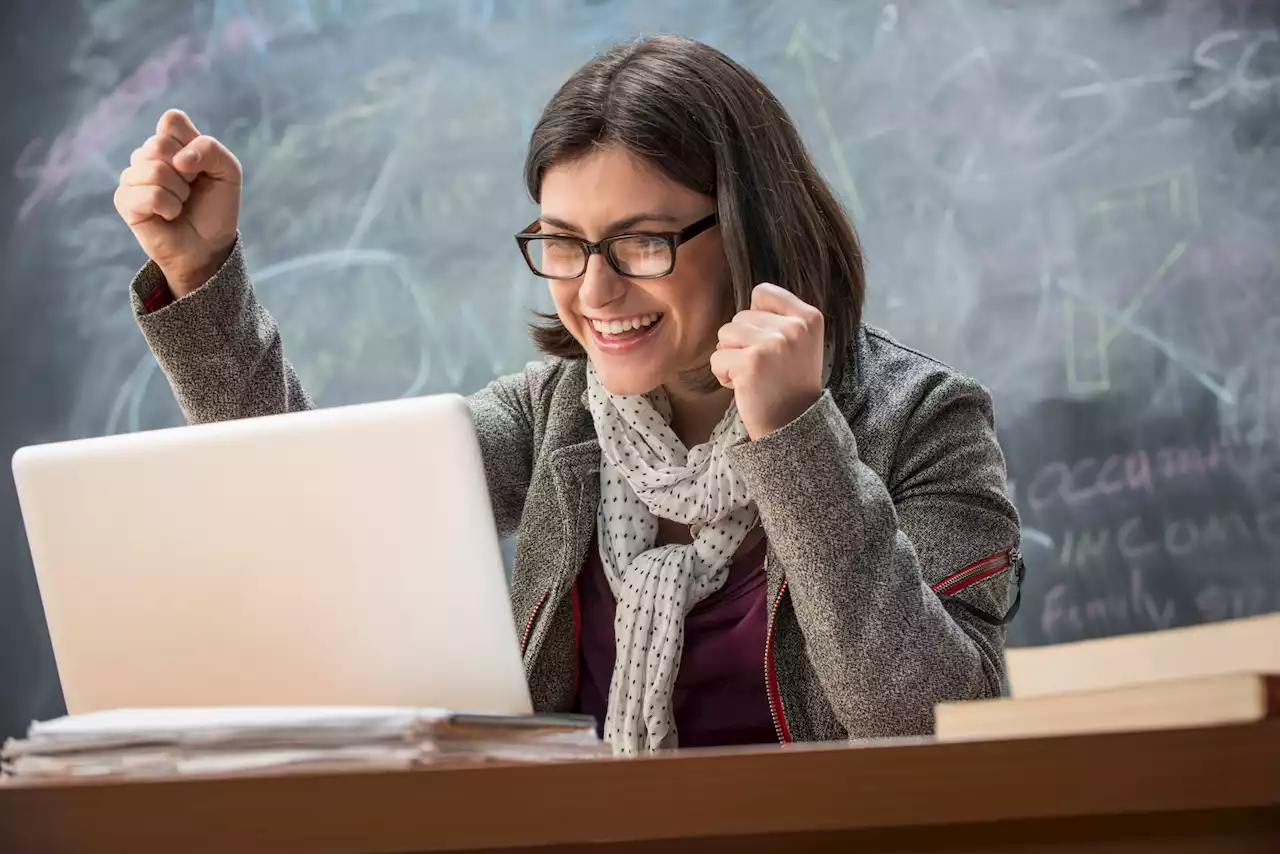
[11,394,533,717]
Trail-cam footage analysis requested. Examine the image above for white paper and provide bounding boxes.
[1,706,604,781]
[7,706,445,757]
[5,743,428,779]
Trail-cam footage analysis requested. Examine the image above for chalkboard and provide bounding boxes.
[2,0,1278,739]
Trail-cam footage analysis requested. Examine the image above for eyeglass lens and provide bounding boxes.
[530,235,674,278]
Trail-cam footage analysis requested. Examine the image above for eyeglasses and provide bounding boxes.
[514,213,718,280]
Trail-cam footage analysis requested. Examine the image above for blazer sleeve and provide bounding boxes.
[728,375,1021,738]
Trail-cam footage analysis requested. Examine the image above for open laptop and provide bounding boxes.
[11,394,533,717]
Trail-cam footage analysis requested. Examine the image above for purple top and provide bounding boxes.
[573,536,778,748]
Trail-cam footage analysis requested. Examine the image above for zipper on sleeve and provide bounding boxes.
[520,589,551,656]
[764,574,793,744]
[931,549,1016,597]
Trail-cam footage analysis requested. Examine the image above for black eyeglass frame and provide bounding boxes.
[514,213,718,280]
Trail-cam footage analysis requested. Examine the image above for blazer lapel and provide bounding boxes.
[510,370,601,709]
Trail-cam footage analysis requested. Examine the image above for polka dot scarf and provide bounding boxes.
[584,362,757,755]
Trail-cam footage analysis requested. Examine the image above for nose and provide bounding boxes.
[577,252,627,311]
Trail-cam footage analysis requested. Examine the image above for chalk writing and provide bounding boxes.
[1188,29,1280,111]
[1040,571,1280,642]
[1040,567,1177,641]
[1054,28,1280,113]
[1026,438,1279,512]
[1053,503,1280,569]
[1195,582,1280,624]
[1029,451,1154,511]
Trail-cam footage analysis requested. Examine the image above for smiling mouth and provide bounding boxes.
[590,313,662,335]
[588,313,665,349]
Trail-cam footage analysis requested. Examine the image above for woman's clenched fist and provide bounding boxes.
[114,109,242,298]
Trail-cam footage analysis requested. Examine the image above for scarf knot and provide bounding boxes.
[585,364,757,754]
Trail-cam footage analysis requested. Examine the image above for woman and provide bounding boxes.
[114,35,1022,754]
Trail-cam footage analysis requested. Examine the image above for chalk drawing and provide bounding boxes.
[784,21,866,221]
[1074,168,1199,249]
[106,242,538,434]
[1063,295,1111,395]
[1022,527,1055,550]
[1056,278,1234,404]
[1218,317,1280,448]
[341,145,405,261]
[908,46,1124,184]
[1061,167,1203,395]
[1099,240,1188,349]
[109,250,410,433]
[1058,70,1196,100]
[18,38,193,220]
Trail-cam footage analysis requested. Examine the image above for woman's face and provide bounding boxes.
[538,147,730,396]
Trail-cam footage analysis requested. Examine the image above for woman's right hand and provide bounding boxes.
[114,109,243,299]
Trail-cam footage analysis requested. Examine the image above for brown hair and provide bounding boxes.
[523,35,865,379]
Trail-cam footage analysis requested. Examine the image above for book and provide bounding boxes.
[935,671,1279,742]
[1004,612,1280,699]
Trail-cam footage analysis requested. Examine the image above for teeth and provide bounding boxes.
[592,313,660,335]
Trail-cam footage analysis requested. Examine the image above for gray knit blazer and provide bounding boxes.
[131,238,1022,744]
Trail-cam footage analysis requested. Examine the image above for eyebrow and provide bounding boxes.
[539,212,684,235]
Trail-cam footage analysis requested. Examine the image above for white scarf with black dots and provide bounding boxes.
[584,362,758,755]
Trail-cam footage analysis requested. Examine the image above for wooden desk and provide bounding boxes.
[2,721,1277,853]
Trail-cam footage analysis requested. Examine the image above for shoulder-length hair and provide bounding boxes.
[523,35,865,376]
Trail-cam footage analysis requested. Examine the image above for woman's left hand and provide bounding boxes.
[711,283,825,441]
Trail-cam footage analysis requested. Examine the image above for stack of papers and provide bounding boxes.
[1,706,605,781]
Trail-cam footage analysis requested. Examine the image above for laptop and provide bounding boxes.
[11,394,533,717]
